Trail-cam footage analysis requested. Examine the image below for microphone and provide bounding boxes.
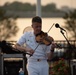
[55,23,66,31]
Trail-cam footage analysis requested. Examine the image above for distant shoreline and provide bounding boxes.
[6,11,65,18]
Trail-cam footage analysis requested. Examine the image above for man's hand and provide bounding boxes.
[51,42,56,52]
[25,47,34,55]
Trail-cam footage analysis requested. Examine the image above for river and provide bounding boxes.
[9,17,71,41]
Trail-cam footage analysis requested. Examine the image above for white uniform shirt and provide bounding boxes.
[17,31,51,60]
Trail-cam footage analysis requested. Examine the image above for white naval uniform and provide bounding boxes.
[17,31,51,75]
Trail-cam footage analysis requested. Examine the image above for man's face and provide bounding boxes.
[32,22,42,35]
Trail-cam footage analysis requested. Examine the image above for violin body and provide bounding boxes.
[36,31,54,45]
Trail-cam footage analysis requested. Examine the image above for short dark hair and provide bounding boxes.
[32,16,42,23]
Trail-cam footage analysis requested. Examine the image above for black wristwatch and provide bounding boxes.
[51,49,54,52]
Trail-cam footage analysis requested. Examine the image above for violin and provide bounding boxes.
[35,31,54,45]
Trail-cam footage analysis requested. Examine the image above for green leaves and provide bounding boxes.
[51,58,70,75]
[63,10,76,40]
[0,8,19,40]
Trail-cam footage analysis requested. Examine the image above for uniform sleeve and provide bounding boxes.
[17,33,27,45]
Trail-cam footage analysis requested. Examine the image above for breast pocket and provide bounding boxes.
[26,39,35,49]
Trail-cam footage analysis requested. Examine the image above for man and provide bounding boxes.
[15,16,55,75]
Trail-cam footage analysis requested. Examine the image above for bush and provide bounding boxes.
[50,58,70,75]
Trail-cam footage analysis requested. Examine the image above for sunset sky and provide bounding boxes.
[0,0,76,9]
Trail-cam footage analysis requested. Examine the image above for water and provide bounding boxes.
[9,17,71,41]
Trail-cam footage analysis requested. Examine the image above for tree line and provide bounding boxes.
[0,1,62,12]
[0,1,66,18]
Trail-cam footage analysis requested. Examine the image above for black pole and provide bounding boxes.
[0,49,3,75]
[60,30,73,75]
[23,53,28,75]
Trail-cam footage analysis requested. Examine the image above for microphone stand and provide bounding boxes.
[60,29,73,75]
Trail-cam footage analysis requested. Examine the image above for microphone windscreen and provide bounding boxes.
[55,23,59,28]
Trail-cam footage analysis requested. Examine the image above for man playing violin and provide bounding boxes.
[15,16,55,75]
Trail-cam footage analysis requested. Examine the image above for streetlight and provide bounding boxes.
[36,0,41,17]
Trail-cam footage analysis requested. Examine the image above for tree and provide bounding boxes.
[42,3,57,12]
[0,8,19,41]
[63,10,76,40]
